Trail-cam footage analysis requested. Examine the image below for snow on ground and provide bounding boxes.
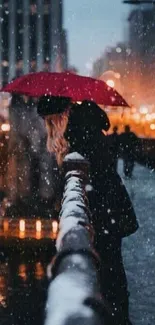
[118,160,155,325]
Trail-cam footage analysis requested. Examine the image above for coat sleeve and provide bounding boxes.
[92,171,139,238]
[114,174,139,237]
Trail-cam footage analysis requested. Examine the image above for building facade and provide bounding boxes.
[92,42,133,102]
[128,4,155,105]
[92,3,155,107]
[0,0,68,85]
[0,0,69,202]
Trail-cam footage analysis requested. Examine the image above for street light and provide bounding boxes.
[1,123,10,132]
[106,79,115,88]
[52,220,58,234]
[19,219,25,232]
[36,220,42,232]
[99,71,121,89]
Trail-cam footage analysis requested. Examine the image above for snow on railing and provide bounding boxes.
[44,153,106,325]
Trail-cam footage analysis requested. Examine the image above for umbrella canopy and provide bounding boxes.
[0,71,129,107]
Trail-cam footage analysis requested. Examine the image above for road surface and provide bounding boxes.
[118,161,155,325]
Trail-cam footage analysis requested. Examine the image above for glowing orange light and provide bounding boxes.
[3,220,9,232]
[1,123,10,132]
[19,231,25,239]
[36,220,41,232]
[133,113,140,121]
[150,124,155,130]
[115,72,120,79]
[36,232,42,240]
[146,114,152,121]
[52,220,58,234]
[139,106,148,114]
[18,264,27,281]
[19,219,25,232]
[35,262,44,280]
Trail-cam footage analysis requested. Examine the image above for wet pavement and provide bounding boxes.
[0,161,155,325]
[0,255,49,325]
[119,161,155,325]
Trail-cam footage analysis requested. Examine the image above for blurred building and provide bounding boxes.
[92,42,133,103]
[61,29,68,70]
[128,4,155,60]
[67,66,78,74]
[0,0,68,85]
[128,4,155,105]
[92,56,105,78]
[0,1,69,202]
[92,3,155,107]
[92,43,130,77]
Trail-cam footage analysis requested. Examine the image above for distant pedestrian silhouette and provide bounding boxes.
[108,126,119,171]
[120,125,138,178]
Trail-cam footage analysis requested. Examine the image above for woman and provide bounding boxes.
[37,96,138,325]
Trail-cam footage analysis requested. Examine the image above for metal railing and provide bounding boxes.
[44,153,106,325]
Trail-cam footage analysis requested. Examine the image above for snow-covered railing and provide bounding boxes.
[44,153,106,325]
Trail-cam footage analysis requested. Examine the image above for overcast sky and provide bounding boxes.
[64,0,130,75]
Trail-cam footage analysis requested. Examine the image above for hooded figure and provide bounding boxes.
[37,96,138,325]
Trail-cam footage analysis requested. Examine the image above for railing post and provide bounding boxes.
[45,153,106,325]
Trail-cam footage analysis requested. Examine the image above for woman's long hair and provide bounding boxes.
[45,110,70,166]
[44,101,110,166]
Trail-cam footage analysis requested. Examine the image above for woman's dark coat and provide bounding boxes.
[65,102,138,239]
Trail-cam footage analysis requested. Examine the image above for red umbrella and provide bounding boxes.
[0,71,129,107]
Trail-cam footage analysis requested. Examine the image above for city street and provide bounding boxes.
[118,161,155,325]
[0,1,155,324]
[0,161,155,325]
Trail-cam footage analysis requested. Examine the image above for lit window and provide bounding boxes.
[30,4,37,14]
[44,4,49,14]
